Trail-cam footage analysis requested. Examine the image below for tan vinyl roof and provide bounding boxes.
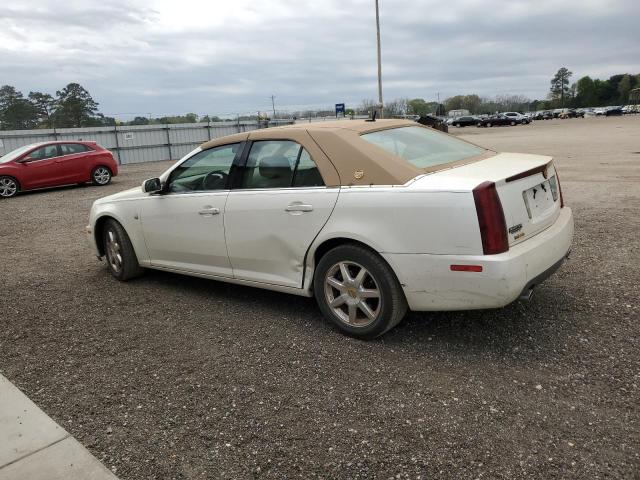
[199,120,438,186]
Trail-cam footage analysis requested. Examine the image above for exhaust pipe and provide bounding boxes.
[518,286,534,301]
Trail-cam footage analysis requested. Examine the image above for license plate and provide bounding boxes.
[522,178,556,218]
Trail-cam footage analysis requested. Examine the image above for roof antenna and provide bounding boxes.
[365,109,377,122]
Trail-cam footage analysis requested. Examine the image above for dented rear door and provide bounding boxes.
[224,187,339,288]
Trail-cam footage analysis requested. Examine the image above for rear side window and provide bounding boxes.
[240,140,325,189]
[60,143,91,155]
[293,149,324,187]
[361,126,485,169]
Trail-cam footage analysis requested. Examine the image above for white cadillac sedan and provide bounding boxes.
[87,120,573,339]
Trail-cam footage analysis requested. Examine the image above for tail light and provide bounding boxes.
[473,181,509,255]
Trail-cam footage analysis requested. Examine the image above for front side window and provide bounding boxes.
[168,143,240,193]
[29,144,59,161]
[361,126,485,169]
[240,140,324,189]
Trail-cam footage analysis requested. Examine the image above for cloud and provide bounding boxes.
[1,0,638,117]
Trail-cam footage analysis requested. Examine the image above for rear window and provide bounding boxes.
[361,126,485,169]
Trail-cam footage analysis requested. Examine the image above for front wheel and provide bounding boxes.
[487,122,493,127]
[102,219,144,281]
[314,244,407,339]
[0,176,19,198]
[92,166,112,186]
[510,121,516,126]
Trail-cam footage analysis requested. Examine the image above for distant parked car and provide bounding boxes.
[605,106,623,116]
[0,141,117,198]
[594,108,606,116]
[477,114,518,127]
[558,109,584,119]
[451,116,478,127]
[502,112,530,124]
[416,115,449,133]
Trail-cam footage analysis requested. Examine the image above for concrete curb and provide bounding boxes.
[0,374,118,480]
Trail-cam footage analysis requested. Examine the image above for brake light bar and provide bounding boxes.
[505,161,553,183]
[473,181,509,255]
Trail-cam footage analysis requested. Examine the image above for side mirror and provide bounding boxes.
[142,177,162,194]
[17,156,33,163]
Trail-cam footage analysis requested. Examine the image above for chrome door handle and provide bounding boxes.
[285,203,313,212]
[198,207,220,216]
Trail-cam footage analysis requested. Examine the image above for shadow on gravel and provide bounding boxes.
[127,267,580,364]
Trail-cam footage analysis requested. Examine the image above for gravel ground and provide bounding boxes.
[1,116,639,479]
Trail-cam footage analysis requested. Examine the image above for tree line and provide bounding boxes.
[372,70,640,117]
[2,70,638,130]
[0,83,228,131]
[0,83,107,130]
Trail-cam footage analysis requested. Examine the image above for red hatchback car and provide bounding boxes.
[0,141,118,198]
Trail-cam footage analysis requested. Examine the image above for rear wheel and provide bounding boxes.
[92,166,112,186]
[0,176,19,198]
[314,244,407,339]
[487,122,493,127]
[510,121,516,126]
[102,219,144,281]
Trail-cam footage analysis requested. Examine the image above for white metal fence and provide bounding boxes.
[0,120,293,165]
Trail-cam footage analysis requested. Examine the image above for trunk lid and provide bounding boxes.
[411,152,562,246]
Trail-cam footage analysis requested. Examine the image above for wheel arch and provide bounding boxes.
[93,213,129,257]
[303,236,396,294]
[0,175,21,197]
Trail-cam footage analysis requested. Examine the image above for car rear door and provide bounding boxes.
[224,139,339,288]
[56,143,94,182]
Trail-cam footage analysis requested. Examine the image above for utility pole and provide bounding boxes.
[270,95,276,119]
[375,0,383,118]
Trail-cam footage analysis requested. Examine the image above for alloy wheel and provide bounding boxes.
[93,167,111,185]
[105,229,123,273]
[0,177,18,198]
[324,261,381,327]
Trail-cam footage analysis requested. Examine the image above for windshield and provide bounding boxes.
[361,126,485,169]
[0,144,41,164]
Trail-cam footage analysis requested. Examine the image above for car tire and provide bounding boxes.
[510,121,516,126]
[102,219,144,281]
[487,122,493,127]
[0,176,19,198]
[314,244,407,339]
[92,166,112,186]
[455,123,460,127]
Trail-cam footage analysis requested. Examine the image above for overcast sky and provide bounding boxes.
[1,0,639,118]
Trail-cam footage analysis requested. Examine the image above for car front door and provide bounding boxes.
[224,140,339,288]
[18,144,64,189]
[139,143,242,278]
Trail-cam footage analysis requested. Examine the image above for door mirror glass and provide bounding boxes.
[142,177,162,193]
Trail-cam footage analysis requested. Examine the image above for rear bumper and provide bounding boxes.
[383,207,574,311]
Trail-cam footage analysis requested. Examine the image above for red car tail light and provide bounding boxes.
[473,181,509,255]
